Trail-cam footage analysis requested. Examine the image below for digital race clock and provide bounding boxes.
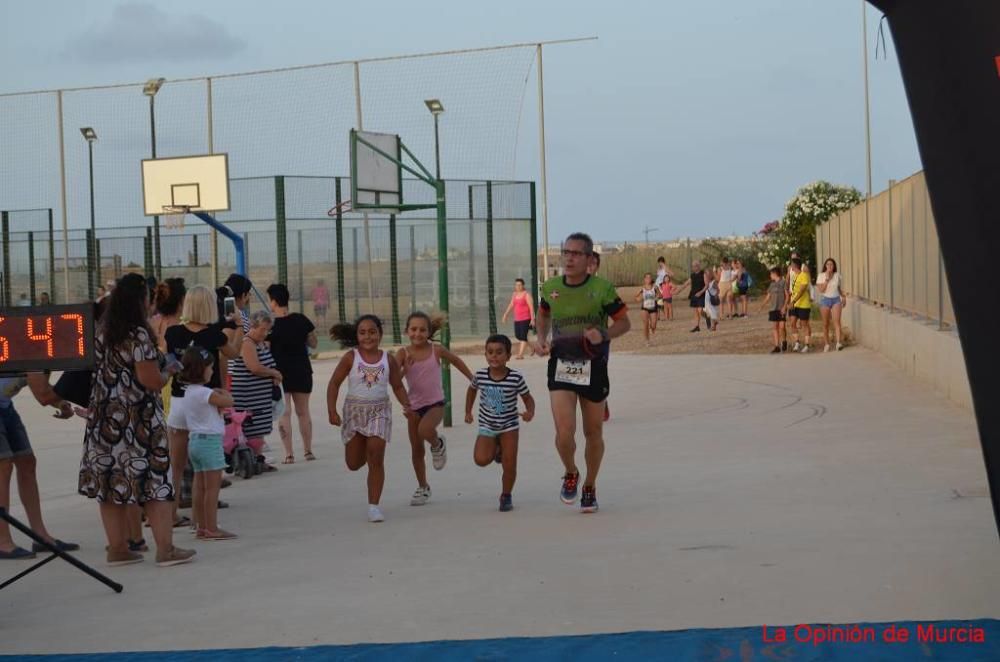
[0,304,95,372]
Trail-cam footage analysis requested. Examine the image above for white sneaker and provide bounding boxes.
[836,342,844,351]
[792,342,801,352]
[410,485,431,506]
[800,345,810,353]
[431,436,447,470]
[823,344,831,353]
[367,505,385,523]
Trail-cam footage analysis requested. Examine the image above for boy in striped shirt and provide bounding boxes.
[465,334,535,512]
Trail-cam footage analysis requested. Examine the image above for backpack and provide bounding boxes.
[738,271,750,291]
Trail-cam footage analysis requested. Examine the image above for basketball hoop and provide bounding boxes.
[328,199,353,217]
[162,205,190,230]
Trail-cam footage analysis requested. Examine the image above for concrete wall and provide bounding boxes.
[843,298,972,410]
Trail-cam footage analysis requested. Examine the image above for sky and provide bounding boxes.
[0,0,922,244]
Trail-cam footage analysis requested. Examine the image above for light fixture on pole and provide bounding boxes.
[424,98,444,179]
[143,77,165,280]
[80,127,98,299]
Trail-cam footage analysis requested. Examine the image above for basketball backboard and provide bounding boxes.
[350,130,402,211]
[141,154,230,216]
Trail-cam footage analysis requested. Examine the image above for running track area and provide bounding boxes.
[4,620,999,660]
[3,353,998,657]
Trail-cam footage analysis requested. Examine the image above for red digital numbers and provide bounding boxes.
[27,316,55,357]
[60,314,86,357]
[0,316,7,362]
[0,311,88,364]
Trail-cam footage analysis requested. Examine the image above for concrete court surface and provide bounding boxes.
[1,348,997,655]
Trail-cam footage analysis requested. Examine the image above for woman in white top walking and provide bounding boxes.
[634,273,659,345]
[817,258,846,351]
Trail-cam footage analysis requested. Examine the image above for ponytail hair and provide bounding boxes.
[154,277,186,316]
[330,314,383,348]
[405,311,447,340]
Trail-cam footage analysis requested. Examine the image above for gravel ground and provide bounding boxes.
[458,287,799,357]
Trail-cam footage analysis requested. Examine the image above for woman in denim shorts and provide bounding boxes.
[817,258,846,352]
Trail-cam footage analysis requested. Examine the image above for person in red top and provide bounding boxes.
[311,279,330,327]
[501,278,535,360]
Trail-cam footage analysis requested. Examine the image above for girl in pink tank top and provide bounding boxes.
[396,312,474,506]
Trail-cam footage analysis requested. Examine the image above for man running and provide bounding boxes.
[533,233,630,513]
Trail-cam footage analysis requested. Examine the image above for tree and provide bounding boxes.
[757,181,861,270]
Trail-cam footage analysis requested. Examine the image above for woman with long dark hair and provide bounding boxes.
[78,273,196,567]
[817,257,846,351]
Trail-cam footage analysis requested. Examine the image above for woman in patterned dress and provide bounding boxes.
[78,273,196,568]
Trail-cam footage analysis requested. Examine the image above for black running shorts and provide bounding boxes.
[547,356,610,403]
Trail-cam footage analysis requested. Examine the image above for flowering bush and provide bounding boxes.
[756,181,861,270]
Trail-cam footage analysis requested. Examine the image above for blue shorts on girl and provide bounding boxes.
[820,296,841,309]
[470,367,529,436]
[170,384,226,471]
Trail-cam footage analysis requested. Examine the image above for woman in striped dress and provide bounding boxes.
[230,310,282,459]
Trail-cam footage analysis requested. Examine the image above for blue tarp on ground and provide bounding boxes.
[5,620,999,661]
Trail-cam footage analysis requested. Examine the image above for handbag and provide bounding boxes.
[710,294,720,306]
[272,383,285,418]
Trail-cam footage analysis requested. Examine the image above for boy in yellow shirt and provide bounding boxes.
[788,257,813,353]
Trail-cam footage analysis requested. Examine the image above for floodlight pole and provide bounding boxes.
[435,178,452,427]
[537,44,551,283]
[148,92,162,281]
[87,138,96,299]
[433,114,441,180]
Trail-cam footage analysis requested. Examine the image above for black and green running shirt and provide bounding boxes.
[539,275,628,360]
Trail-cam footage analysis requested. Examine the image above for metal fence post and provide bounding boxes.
[409,225,417,314]
[1,211,10,305]
[335,177,347,322]
[154,218,162,281]
[192,234,199,272]
[911,181,917,316]
[95,238,101,291]
[144,228,153,279]
[468,184,478,335]
[529,182,539,305]
[275,176,288,285]
[486,181,497,335]
[435,179,452,427]
[298,230,305,315]
[352,227,360,319]
[938,250,945,330]
[864,194,870,301]
[888,180,895,312]
[85,229,95,299]
[389,214,401,344]
[28,231,35,304]
[48,209,56,304]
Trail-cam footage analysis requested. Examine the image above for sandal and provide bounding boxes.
[282,455,295,464]
[304,451,316,461]
[172,515,192,528]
